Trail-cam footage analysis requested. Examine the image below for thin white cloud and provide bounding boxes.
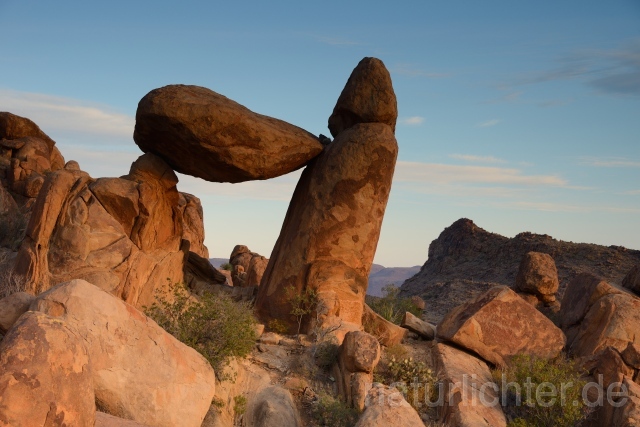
[400,116,425,126]
[623,189,640,195]
[394,161,566,186]
[392,64,451,78]
[477,119,501,128]
[449,154,506,164]
[0,88,134,141]
[582,157,640,168]
[498,201,640,214]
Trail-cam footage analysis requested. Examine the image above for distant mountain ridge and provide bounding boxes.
[399,218,640,323]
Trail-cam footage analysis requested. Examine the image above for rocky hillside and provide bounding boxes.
[367,264,421,297]
[400,218,640,323]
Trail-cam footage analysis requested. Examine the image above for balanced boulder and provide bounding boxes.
[30,279,216,427]
[328,58,398,137]
[133,85,323,183]
[0,311,95,427]
[437,286,565,366]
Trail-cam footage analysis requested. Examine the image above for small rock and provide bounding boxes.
[259,332,282,345]
[401,311,436,340]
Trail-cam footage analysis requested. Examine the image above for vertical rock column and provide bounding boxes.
[256,57,398,334]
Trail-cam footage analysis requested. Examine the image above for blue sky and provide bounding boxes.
[1,1,639,266]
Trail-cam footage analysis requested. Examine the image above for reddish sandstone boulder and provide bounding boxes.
[256,123,398,333]
[437,286,566,366]
[134,85,323,183]
[514,251,559,303]
[328,58,398,137]
[0,311,95,427]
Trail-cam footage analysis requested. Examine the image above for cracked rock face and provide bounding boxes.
[13,153,207,309]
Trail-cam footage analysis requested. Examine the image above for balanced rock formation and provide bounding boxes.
[13,152,211,308]
[30,279,216,427]
[514,251,559,303]
[0,311,95,427]
[328,58,398,137]
[133,85,324,183]
[437,286,566,366]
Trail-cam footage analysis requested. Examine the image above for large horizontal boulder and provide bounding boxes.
[401,311,436,340]
[437,286,566,366]
[362,303,407,347]
[133,85,323,183]
[354,384,423,427]
[432,343,507,427]
[30,279,216,427]
[256,122,398,333]
[328,57,397,137]
[0,311,95,427]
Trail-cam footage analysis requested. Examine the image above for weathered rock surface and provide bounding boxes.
[0,113,64,210]
[362,303,407,346]
[256,122,398,333]
[95,412,151,427]
[623,265,640,295]
[0,311,95,427]
[30,279,216,427]
[437,286,566,366]
[247,386,300,427]
[230,245,268,287]
[622,342,640,370]
[13,153,210,309]
[612,378,640,427]
[328,58,397,137]
[179,192,209,258]
[432,343,507,427]
[134,85,323,183]
[560,273,624,331]
[401,311,435,340]
[184,250,228,295]
[334,331,381,410]
[514,251,559,302]
[354,384,423,427]
[0,291,34,333]
[400,218,640,324]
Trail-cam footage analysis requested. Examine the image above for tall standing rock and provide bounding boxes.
[256,58,398,333]
[133,85,324,183]
[328,57,397,137]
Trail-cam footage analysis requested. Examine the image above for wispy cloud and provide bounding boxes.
[400,116,425,126]
[0,88,134,141]
[477,119,501,128]
[581,157,640,168]
[394,161,566,186]
[622,190,640,195]
[449,154,506,164]
[509,39,640,97]
[497,201,640,214]
[392,64,451,78]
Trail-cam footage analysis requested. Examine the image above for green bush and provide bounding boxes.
[310,392,360,427]
[233,395,247,416]
[286,285,318,334]
[493,354,590,427]
[220,262,233,271]
[365,284,421,325]
[267,318,289,334]
[145,282,257,375]
[383,356,437,412]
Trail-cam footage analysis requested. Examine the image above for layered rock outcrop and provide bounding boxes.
[133,85,324,183]
[13,152,209,308]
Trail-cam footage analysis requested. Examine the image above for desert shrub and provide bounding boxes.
[365,284,421,325]
[145,282,257,375]
[310,392,360,427]
[267,318,289,334]
[286,285,318,334]
[220,262,233,271]
[493,354,590,427]
[233,394,247,416]
[385,356,437,412]
[313,337,340,368]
